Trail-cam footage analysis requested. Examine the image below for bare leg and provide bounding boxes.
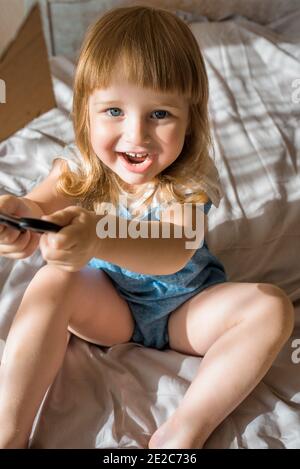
[0,269,71,448]
[148,282,294,449]
[0,265,134,448]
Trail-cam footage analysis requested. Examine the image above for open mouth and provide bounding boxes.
[116,151,155,174]
[117,152,150,165]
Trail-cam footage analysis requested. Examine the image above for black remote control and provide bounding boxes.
[0,212,62,234]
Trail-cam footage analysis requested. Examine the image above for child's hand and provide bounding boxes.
[39,206,98,272]
[0,194,42,259]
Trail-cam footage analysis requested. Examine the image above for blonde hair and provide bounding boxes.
[56,4,215,213]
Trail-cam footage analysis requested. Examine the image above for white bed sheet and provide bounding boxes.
[0,13,300,448]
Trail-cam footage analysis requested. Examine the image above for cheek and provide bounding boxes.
[90,119,114,152]
[160,123,184,140]
[160,125,186,152]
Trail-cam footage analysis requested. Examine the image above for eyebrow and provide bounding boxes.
[93,100,182,109]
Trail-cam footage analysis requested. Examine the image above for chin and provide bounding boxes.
[115,168,155,185]
[119,175,153,186]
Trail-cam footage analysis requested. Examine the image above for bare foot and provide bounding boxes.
[148,413,204,449]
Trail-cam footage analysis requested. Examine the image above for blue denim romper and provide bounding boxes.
[88,200,228,350]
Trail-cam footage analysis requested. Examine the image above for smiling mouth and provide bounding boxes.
[117,152,153,165]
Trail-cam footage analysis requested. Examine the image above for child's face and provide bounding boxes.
[88,76,190,187]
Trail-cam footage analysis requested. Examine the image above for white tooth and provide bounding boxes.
[126,152,148,158]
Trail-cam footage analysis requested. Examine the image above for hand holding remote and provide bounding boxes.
[0,212,62,234]
[0,194,62,260]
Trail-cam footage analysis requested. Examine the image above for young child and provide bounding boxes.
[0,5,294,449]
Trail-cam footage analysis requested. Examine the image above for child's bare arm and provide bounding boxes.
[23,158,77,217]
[93,204,205,275]
[94,228,189,275]
[0,159,77,259]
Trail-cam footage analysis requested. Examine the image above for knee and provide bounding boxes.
[33,264,74,284]
[10,265,75,328]
[256,283,295,341]
[28,264,75,297]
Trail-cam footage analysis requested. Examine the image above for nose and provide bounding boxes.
[124,115,151,146]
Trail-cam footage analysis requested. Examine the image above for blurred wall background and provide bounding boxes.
[0,0,25,56]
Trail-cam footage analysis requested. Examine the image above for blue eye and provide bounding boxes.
[106,108,122,117]
[104,108,170,119]
[152,110,169,119]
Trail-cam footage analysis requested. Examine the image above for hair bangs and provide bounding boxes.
[79,6,203,101]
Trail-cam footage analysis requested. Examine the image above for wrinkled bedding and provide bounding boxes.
[0,12,300,448]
